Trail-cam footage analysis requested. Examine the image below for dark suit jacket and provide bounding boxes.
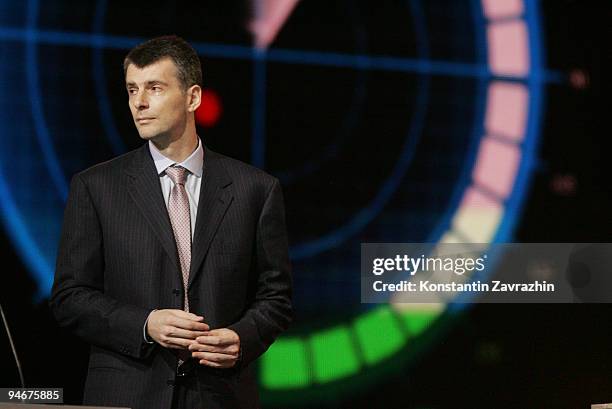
[49,143,293,409]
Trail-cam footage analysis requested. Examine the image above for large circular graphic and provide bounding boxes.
[0,0,554,405]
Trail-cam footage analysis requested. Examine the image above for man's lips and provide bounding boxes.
[137,117,155,124]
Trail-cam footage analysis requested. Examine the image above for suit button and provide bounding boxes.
[173,289,181,296]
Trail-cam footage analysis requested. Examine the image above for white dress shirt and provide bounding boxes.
[148,137,204,238]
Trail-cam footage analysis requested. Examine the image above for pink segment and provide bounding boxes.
[484,81,528,141]
[487,20,529,77]
[249,0,300,49]
[482,0,524,20]
[472,137,520,198]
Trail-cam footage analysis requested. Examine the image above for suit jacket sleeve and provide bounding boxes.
[228,178,293,368]
[49,173,155,360]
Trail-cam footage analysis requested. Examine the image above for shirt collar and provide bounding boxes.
[148,137,203,178]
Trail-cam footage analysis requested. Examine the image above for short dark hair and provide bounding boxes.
[123,35,202,89]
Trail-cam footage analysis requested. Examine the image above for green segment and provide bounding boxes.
[353,306,407,365]
[310,325,360,383]
[260,337,310,389]
[261,308,443,390]
[398,308,440,335]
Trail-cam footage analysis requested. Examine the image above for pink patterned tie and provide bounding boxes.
[165,165,192,310]
[165,166,192,365]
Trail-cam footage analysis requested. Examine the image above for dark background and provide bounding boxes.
[1,1,610,408]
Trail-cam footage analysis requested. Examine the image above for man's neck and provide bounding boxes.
[150,130,198,163]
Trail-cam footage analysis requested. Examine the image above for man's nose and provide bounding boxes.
[134,91,149,110]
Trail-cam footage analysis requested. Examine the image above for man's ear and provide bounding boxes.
[187,84,202,112]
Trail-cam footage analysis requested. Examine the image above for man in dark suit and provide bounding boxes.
[49,35,293,409]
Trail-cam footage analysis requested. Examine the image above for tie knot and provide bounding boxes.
[165,165,188,185]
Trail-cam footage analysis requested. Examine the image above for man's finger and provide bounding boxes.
[191,351,238,362]
[168,309,204,321]
[195,335,234,346]
[166,328,209,340]
[188,342,238,354]
[164,337,193,349]
[171,317,210,331]
[205,328,237,337]
[198,359,223,368]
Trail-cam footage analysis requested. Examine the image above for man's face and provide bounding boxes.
[125,58,190,142]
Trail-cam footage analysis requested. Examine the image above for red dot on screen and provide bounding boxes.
[195,89,222,127]
[550,173,577,196]
[569,69,589,90]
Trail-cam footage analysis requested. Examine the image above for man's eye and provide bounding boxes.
[128,89,137,95]
[152,86,162,92]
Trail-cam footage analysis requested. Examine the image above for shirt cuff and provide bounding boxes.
[143,309,157,344]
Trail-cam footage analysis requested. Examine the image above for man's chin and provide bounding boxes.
[137,131,161,141]
[137,132,172,149]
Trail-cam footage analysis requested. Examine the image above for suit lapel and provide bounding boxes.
[188,147,233,289]
[123,144,180,275]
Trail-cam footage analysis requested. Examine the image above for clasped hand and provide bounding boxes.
[146,309,240,368]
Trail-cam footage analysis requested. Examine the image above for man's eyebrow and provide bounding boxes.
[146,80,169,87]
[125,80,169,87]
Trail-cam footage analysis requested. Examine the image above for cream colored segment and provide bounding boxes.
[440,231,464,244]
[390,301,444,315]
[452,204,502,243]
